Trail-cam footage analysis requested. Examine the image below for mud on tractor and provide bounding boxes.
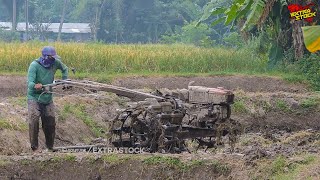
[44,79,242,153]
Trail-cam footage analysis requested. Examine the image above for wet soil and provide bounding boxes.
[0,75,318,180]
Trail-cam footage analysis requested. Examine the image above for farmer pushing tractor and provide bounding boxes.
[25,46,240,154]
[27,46,68,153]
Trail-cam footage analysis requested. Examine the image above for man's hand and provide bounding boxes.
[34,83,43,90]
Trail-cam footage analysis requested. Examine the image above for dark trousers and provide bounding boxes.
[27,100,56,150]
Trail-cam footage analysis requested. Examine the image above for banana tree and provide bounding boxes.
[198,0,317,61]
[302,25,320,53]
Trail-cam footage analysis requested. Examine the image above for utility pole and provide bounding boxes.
[12,0,17,31]
[25,0,29,41]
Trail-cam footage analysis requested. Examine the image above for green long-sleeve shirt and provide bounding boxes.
[27,58,68,104]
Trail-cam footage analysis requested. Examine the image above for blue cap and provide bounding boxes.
[41,46,60,59]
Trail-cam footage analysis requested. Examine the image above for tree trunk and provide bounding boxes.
[291,20,304,60]
[12,0,16,31]
[93,6,99,42]
[57,0,68,41]
[25,0,29,41]
[93,0,106,42]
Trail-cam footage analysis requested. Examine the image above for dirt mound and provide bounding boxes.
[0,95,121,155]
[0,76,27,98]
[0,153,248,180]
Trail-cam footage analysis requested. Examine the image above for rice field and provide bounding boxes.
[0,42,268,74]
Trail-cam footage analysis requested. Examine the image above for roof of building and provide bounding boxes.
[0,22,91,33]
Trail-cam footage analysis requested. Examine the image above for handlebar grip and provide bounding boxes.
[42,86,51,92]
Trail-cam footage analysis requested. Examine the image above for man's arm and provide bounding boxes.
[27,63,37,90]
[57,60,68,80]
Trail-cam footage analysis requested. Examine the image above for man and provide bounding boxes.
[27,46,68,152]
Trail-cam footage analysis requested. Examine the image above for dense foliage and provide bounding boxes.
[299,54,320,90]
[0,0,224,44]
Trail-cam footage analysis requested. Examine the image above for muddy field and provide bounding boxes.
[0,75,319,180]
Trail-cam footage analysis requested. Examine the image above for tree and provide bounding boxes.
[57,0,68,41]
[161,21,213,46]
[70,0,106,41]
[0,0,222,44]
[198,0,315,61]
[0,0,24,29]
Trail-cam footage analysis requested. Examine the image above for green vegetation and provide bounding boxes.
[57,102,105,137]
[275,100,291,113]
[20,159,31,165]
[211,160,231,175]
[0,42,313,88]
[300,97,320,109]
[143,156,187,170]
[57,103,72,122]
[0,159,11,167]
[101,154,130,165]
[63,154,77,162]
[50,156,63,163]
[0,118,28,131]
[271,155,316,180]
[0,29,19,42]
[143,155,228,173]
[233,99,248,114]
[8,97,27,108]
[271,156,287,175]
[299,54,320,90]
[50,154,76,162]
[253,154,318,180]
[260,100,272,113]
[102,154,120,163]
[0,42,268,74]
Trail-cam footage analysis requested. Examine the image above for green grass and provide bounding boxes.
[63,154,77,162]
[143,156,186,169]
[102,154,125,164]
[100,154,134,166]
[57,103,72,122]
[20,159,31,165]
[270,155,316,180]
[300,97,320,109]
[233,99,248,113]
[0,159,10,167]
[253,154,318,180]
[275,99,291,112]
[50,156,63,163]
[57,102,105,137]
[271,156,288,175]
[211,160,231,175]
[48,155,77,164]
[143,156,227,173]
[8,97,27,107]
[0,118,28,131]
